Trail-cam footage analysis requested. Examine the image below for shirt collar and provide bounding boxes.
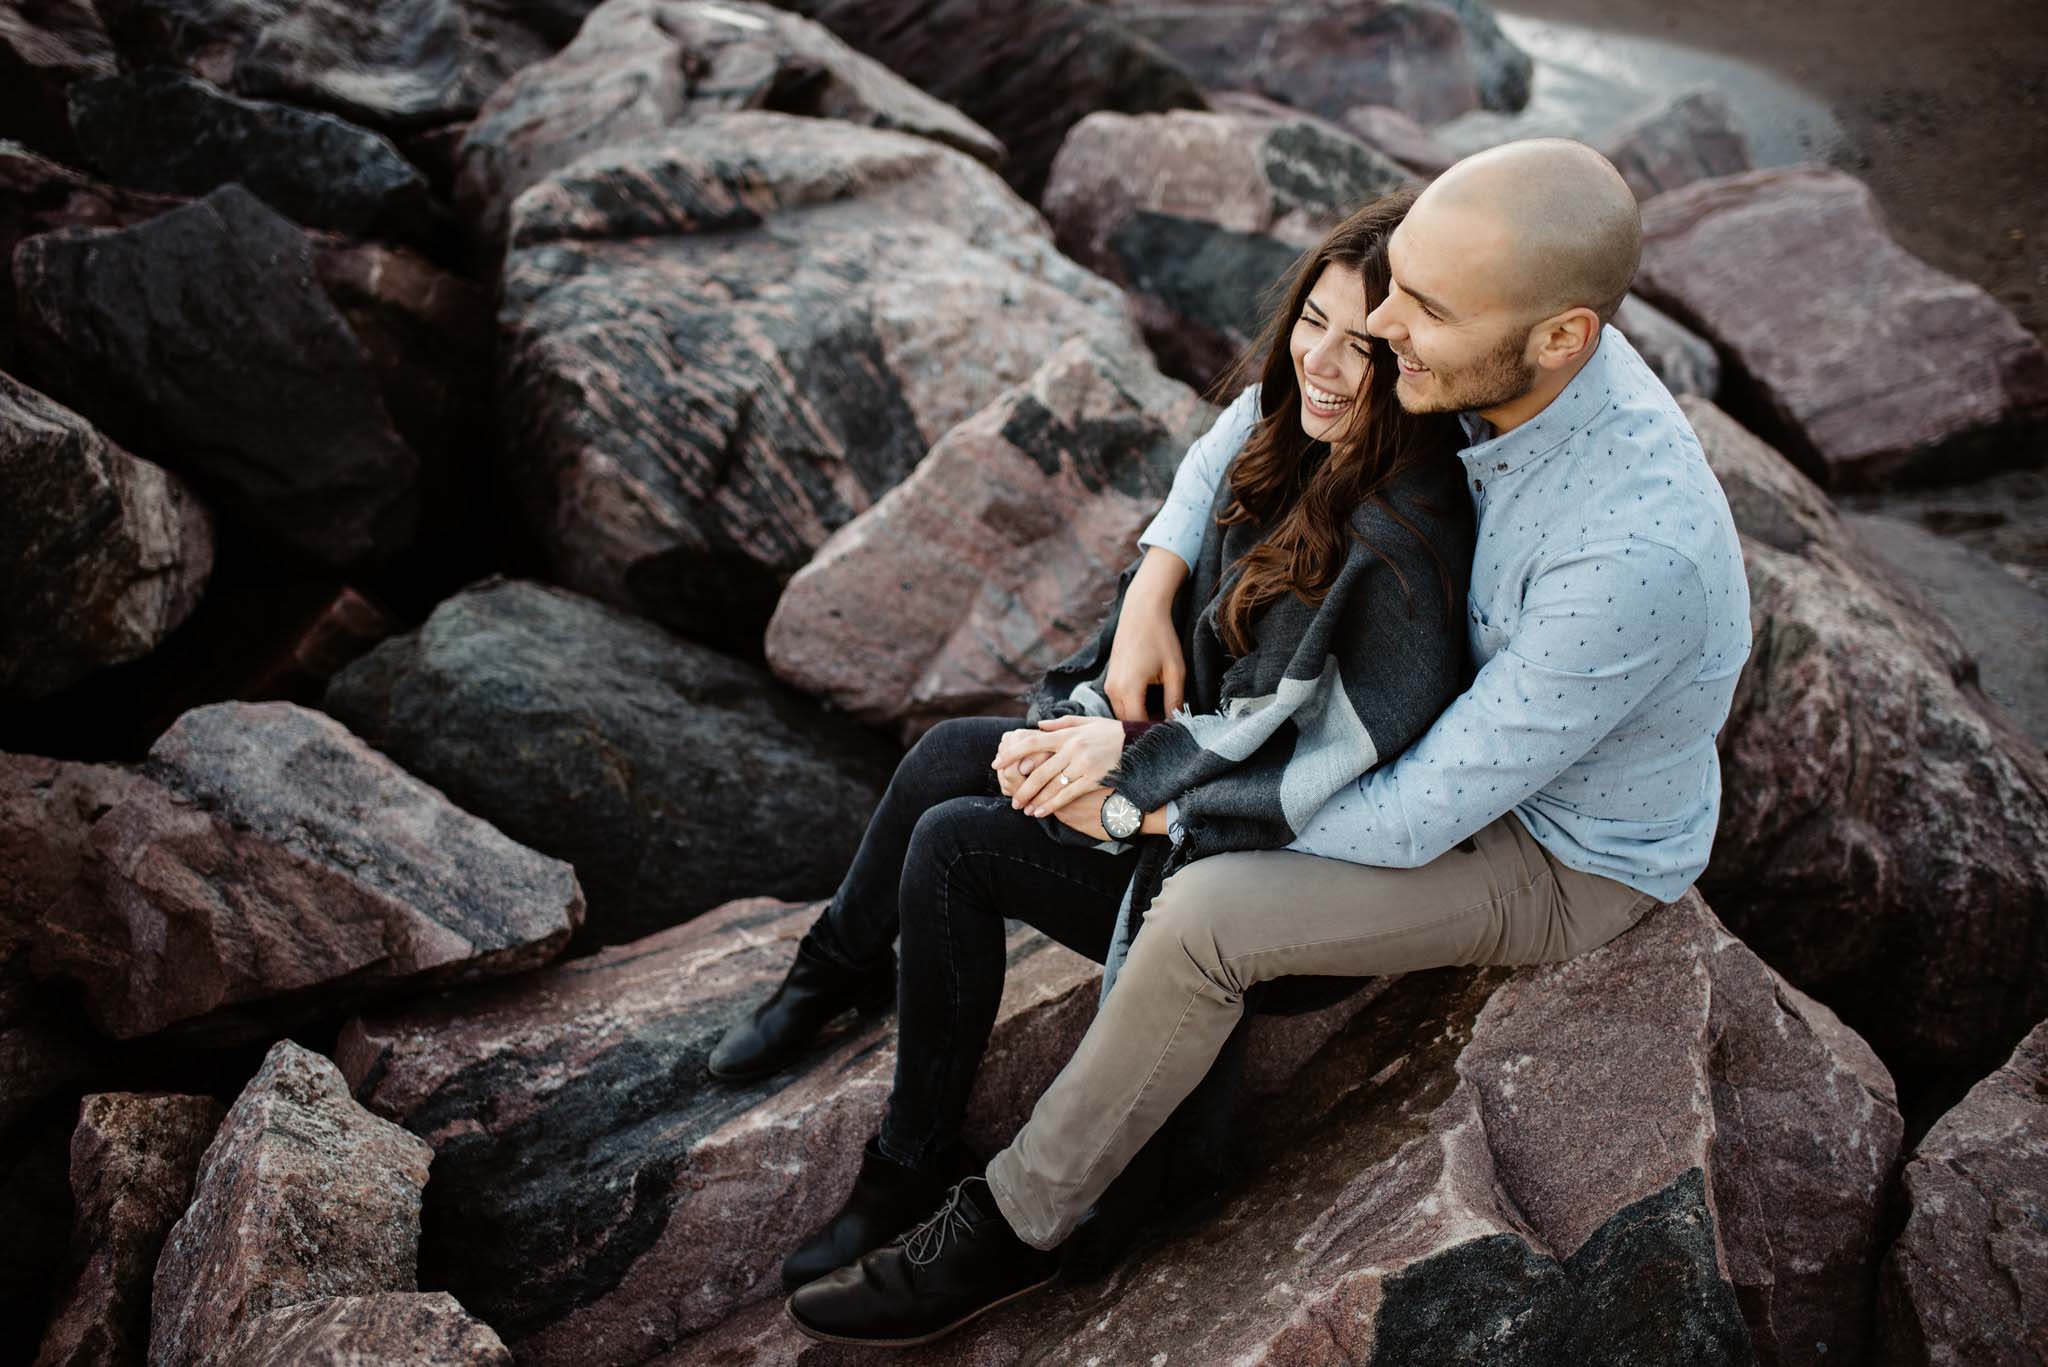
[1455,324,1626,478]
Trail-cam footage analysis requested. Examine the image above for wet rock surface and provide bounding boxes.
[324,577,896,945]
[30,701,583,1042]
[1640,165,2048,490]
[496,110,1137,645]
[34,1091,224,1367]
[677,893,1898,1364]
[455,0,1002,257]
[1876,1016,2048,1366]
[766,337,1213,738]
[0,371,213,705]
[148,1041,435,1367]
[1685,396,2048,1090]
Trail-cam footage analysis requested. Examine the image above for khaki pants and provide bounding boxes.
[983,809,1661,1250]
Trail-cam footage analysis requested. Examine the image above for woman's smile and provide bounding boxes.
[1301,378,1354,416]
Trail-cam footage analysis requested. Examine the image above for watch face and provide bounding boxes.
[1103,792,1141,838]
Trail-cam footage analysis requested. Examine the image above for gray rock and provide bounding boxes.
[67,67,433,242]
[0,371,213,705]
[0,0,115,166]
[1603,86,1752,201]
[324,577,897,944]
[1612,293,1721,400]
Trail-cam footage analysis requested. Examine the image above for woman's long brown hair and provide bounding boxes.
[1202,187,1466,656]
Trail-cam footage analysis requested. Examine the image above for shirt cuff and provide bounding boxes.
[1164,798,1186,845]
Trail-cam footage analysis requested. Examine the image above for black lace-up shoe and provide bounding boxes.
[780,1134,981,1290]
[784,1176,1061,1347]
[707,937,894,1081]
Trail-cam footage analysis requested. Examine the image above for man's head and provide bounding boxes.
[1365,139,1641,431]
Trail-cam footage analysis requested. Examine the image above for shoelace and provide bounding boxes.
[902,1181,976,1266]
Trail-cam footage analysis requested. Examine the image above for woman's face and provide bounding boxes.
[1288,261,1375,441]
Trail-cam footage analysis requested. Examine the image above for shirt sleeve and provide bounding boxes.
[1136,382,1260,572]
[1281,537,1711,867]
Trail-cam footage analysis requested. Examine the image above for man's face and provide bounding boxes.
[1365,210,1541,417]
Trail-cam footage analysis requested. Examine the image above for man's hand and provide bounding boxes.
[1051,790,1111,841]
[1001,715,1126,817]
[1103,547,1189,721]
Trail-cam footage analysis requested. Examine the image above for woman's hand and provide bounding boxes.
[1103,547,1190,721]
[1005,715,1126,818]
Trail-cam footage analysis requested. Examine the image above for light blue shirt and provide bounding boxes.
[1130,326,1751,901]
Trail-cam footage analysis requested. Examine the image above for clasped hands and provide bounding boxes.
[992,715,1126,840]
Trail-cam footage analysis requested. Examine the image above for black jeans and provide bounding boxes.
[801,715,1142,1171]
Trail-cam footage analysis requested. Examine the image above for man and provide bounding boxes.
[786,137,1752,1348]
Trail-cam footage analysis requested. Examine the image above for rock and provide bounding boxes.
[1098,0,1531,127]
[0,370,214,705]
[765,336,1212,738]
[1613,293,1721,400]
[1639,166,2048,489]
[148,1041,435,1367]
[30,700,583,1042]
[1876,1017,2048,1365]
[34,1091,224,1367]
[1338,101,1457,176]
[1839,464,2048,597]
[680,893,1898,1363]
[12,185,424,572]
[228,1292,513,1366]
[0,0,115,165]
[497,110,1139,645]
[454,0,1002,257]
[95,0,569,135]
[66,67,434,243]
[324,577,894,945]
[768,0,1208,202]
[0,140,187,377]
[1603,86,1752,202]
[1683,396,2048,1089]
[1043,100,1413,390]
[1843,510,2048,749]
[335,894,1396,1365]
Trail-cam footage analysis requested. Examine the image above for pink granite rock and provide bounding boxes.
[1876,1017,2048,1365]
[1684,396,2048,1089]
[498,109,1139,645]
[765,337,1213,738]
[456,0,1002,256]
[34,1091,224,1367]
[677,892,1899,1364]
[1640,166,2048,489]
[0,372,213,705]
[228,1292,513,1366]
[335,894,1386,1366]
[148,1041,435,1367]
[1339,102,1458,176]
[1613,293,1720,399]
[1603,86,1752,202]
[30,701,583,1042]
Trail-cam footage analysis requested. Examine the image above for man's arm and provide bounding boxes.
[1136,383,1259,573]
[1273,537,1710,866]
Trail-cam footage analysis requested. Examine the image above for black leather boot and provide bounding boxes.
[785,1175,1060,1347]
[707,935,894,1081]
[781,1133,980,1290]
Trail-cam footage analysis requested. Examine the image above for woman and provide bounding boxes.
[708,188,1476,1294]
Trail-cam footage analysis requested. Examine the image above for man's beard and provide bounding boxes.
[1398,325,1538,415]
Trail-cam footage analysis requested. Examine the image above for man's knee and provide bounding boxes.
[1135,859,1250,995]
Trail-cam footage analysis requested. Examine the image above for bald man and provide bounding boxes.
[788,139,1754,1347]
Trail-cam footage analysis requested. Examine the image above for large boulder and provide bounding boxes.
[1612,293,1721,400]
[1042,99,1412,388]
[323,577,896,945]
[34,1091,225,1367]
[766,336,1212,739]
[94,0,574,135]
[455,0,1002,257]
[707,894,1895,1363]
[0,371,213,705]
[767,0,1208,202]
[147,1041,436,1367]
[1876,1016,2048,1365]
[66,66,434,243]
[1684,396,2048,1091]
[1640,166,2048,489]
[496,110,1140,646]
[0,0,115,166]
[334,894,1397,1365]
[13,186,430,572]
[1603,86,1752,202]
[29,701,583,1042]
[1098,0,1532,126]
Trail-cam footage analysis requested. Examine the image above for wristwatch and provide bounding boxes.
[1100,790,1142,840]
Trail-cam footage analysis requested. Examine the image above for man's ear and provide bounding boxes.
[1533,308,1600,370]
